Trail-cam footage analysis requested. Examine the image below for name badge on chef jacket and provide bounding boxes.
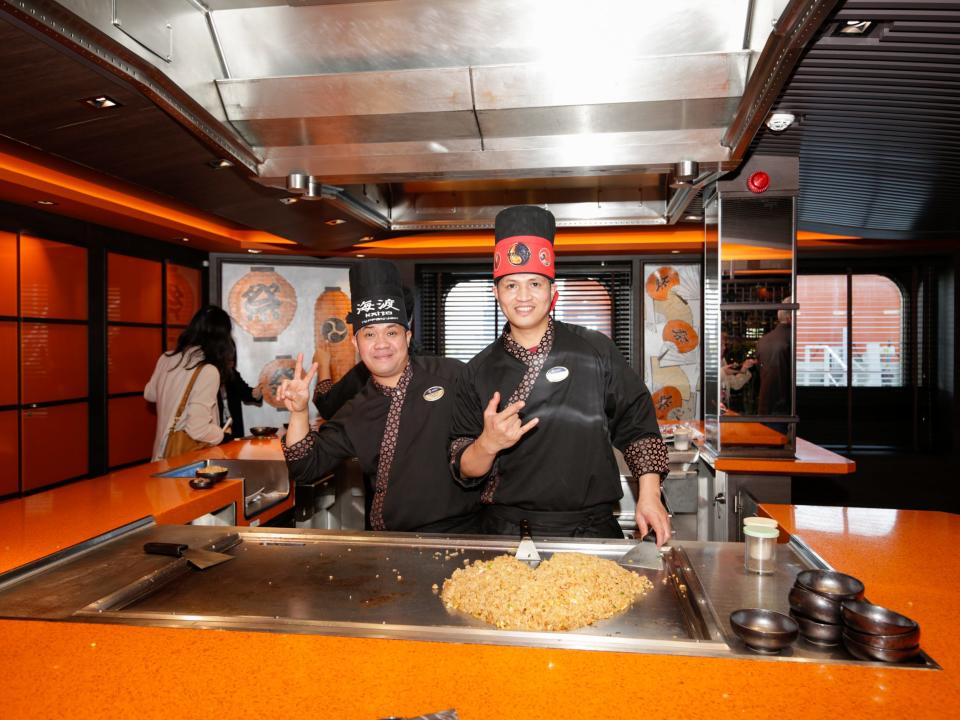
[422,385,445,402]
[545,366,569,383]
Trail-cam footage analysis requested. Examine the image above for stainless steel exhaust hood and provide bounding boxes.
[7,0,837,242]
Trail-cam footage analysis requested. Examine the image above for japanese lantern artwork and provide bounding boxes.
[228,266,297,341]
[259,356,298,409]
[314,286,355,382]
[644,264,701,420]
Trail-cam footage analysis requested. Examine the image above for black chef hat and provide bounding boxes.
[493,205,556,280]
[346,259,409,332]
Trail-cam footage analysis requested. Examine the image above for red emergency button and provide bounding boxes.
[747,171,770,193]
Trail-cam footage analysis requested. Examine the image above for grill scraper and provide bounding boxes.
[515,519,541,567]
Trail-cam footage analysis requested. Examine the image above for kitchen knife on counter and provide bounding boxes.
[143,542,234,570]
[618,529,663,571]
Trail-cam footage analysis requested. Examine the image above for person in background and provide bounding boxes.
[144,305,235,460]
[219,354,263,441]
[448,205,671,543]
[757,302,793,417]
[720,330,756,409]
[313,287,416,420]
[279,260,482,533]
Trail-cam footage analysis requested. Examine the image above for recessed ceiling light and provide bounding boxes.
[208,158,234,170]
[355,254,365,258]
[279,197,299,205]
[247,249,263,254]
[671,250,681,254]
[36,200,57,206]
[180,237,190,242]
[325,219,347,226]
[360,236,374,242]
[838,20,872,35]
[80,95,120,109]
[766,112,796,132]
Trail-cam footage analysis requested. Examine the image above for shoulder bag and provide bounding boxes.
[163,364,213,459]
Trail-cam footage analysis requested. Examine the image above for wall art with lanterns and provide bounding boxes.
[221,261,351,430]
[643,263,701,421]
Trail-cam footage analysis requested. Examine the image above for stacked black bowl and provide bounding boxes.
[788,569,865,647]
[840,600,921,662]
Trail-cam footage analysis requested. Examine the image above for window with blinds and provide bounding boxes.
[796,273,906,388]
[417,264,633,364]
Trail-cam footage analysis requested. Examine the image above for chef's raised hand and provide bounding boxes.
[276,352,318,414]
[312,341,332,381]
[477,391,539,454]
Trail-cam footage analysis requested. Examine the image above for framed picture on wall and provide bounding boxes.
[214,257,353,430]
[642,263,702,421]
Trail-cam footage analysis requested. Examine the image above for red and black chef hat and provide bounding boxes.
[346,259,409,332]
[493,205,556,280]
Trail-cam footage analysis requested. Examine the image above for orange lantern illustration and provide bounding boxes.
[652,386,683,420]
[662,319,699,354]
[645,267,680,301]
[166,264,200,325]
[258,356,298,409]
[228,266,297,341]
[314,286,356,382]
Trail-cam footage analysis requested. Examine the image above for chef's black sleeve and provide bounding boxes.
[313,363,371,420]
[282,420,356,485]
[447,363,492,488]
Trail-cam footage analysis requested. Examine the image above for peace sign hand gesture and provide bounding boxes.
[276,353,318,414]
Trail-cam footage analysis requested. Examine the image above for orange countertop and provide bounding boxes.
[3,505,959,719]
[662,422,855,475]
[0,438,287,574]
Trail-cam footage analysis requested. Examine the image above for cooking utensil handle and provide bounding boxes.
[520,518,534,541]
[144,542,187,558]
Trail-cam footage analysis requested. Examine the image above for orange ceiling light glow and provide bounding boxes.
[350,227,860,257]
[0,139,295,251]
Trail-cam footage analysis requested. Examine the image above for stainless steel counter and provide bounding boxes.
[0,524,938,669]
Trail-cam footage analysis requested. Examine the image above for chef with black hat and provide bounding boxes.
[449,205,671,543]
[279,259,481,533]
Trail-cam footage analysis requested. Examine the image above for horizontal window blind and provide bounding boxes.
[417,264,632,364]
[796,273,906,388]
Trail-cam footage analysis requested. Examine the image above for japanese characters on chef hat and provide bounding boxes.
[346,259,409,331]
[493,205,557,281]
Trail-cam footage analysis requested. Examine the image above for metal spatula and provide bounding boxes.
[618,529,663,571]
[144,542,235,570]
[515,519,541,567]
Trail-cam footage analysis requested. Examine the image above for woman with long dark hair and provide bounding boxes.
[144,305,235,460]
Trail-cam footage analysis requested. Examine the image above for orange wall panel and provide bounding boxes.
[0,410,18,496]
[166,327,184,351]
[108,396,156,467]
[19,235,87,320]
[108,326,162,395]
[22,403,88,491]
[0,232,17,316]
[21,323,88,403]
[107,253,162,324]
[0,321,18,405]
[166,264,202,325]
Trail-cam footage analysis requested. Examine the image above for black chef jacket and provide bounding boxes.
[285,355,481,532]
[449,320,662,511]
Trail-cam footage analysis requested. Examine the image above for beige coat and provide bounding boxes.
[144,347,224,460]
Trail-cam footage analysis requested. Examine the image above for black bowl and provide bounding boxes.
[843,625,921,650]
[249,426,279,438]
[789,584,842,624]
[796,569,865,601]
[195,466,229,482]
[843,632,920,663]
[841,600,919,636]
[789,610,842,647]
[730,609,798,654]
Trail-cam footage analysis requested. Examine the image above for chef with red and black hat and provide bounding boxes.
[449,206,671,542]
[279,259,481,533]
